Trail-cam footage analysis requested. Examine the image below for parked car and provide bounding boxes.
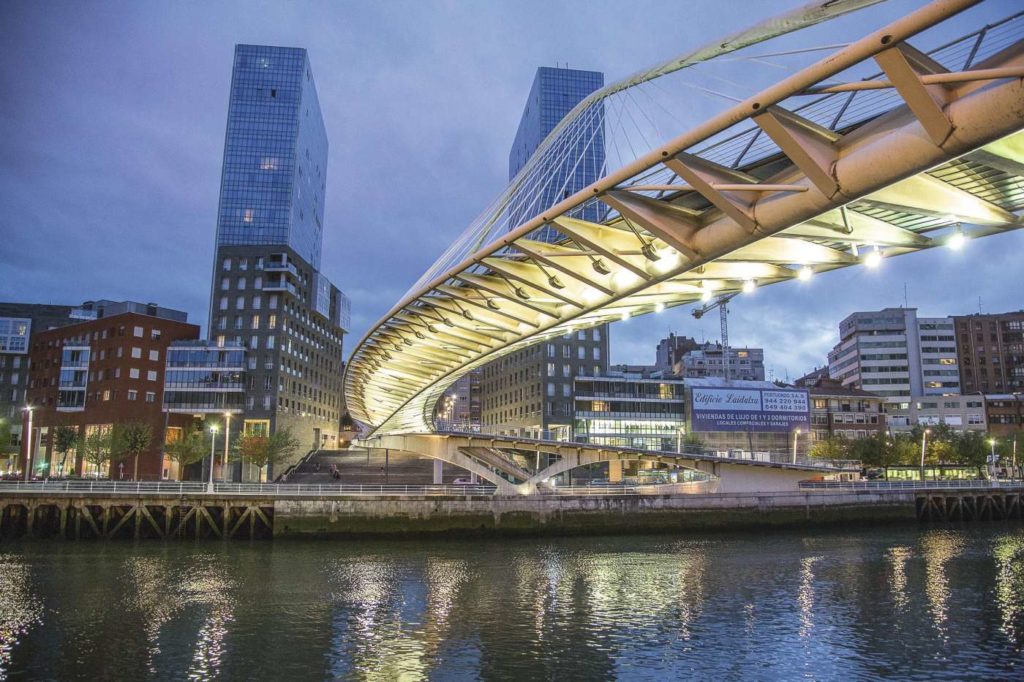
[452,477,475,485]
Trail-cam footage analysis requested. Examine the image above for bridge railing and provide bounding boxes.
[799,480,1024,491]
[0,481,498,497]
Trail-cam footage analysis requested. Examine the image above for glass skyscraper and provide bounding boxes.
[208,45,348,472]
[215,45,328,269]
[507,67,605,243]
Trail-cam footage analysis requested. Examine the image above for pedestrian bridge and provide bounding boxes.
[344,1,1024,440]
[362,432,859,494]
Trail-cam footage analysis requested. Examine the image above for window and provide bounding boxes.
[116,347,123,358]
[145,392,156,403]
[151,329,161,341]
[269,295,278,310]
[146,370,157,381]
[254,277,262,289]
[222,258,232,271]
[238,277,247,290]
[133,326,143,338]
[148,349,159,361]
[127,390,137,401]
[236,296,245,310]
[219,296,228,311]
[215,335,225,347]
[129,368,140,379]
[131,347,141,359]
[218,317,227,331]
[250,335,259,349]
[251,315,260,330]
[266,336,275,349]
[562,385,571,397]
[593,348,601,360]
[547,382,555,397]
[221,277,230,291]
[268,314,277,330]
[577,347,585,360]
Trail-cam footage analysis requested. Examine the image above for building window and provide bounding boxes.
[146,370,157,381]
[149,350,159,361]
[145,392,156,403]
[102,390,111,401]
[131,347,142,359]
[222,258,232,271]
[219,297,228,311]
[253,296,262,310]
[236,296,245,310]
[268,314,277,330]
[133,326,143,338]
[547,382,555,397]
[221,277,230,291]
[238,277,247,290]
[127,390,137,401]
[251,315,260,330]
[266,336,275,349]
[129,368,140,379]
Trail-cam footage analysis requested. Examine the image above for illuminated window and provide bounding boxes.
[260,157,278,170]
[243,209,254,223]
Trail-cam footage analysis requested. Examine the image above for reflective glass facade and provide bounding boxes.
[163,343,245,413]
[508,67,605,243]
[215,45,328,269]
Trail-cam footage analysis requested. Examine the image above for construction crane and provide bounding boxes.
[692,292,740,382]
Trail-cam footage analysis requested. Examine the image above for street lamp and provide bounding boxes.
[222,412,232,483]
[208,424,219,492]
[792,429,802,464]
[676,425,687,454]
[22,406,34,482]
[989,438,997,478]
[920,428,931,481]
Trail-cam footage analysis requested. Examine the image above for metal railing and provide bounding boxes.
[799,480,1024,491]
[540,485,641,496]
[0,481,498,497]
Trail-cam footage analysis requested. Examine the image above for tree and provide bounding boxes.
[164,429,207,481]
[848,432,893,467]
[52,426,79,477]
[810,435,849,460]
[81,429,113,479]
[235,427,302,482]
[0,420,16,457]
[112,422,152,480]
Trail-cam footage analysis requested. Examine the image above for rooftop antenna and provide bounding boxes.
[903,283,908,308]
[978,296,984,314]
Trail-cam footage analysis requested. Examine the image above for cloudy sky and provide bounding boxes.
[2,0,1022,382]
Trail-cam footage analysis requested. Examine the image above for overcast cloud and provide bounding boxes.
[1,0,1021,381]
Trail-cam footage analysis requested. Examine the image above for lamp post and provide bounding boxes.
[989,438,997,479]
[22,406,34,482]
[792,429,801,464]
[920,428,931,481]
[222,412,232,483]
[208,424,219,493]
[676,425,686,454]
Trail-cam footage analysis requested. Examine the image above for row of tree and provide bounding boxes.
[6,422,300,482]
[809,423,1021,468]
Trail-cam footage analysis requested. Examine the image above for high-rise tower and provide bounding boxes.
[209,45,349,461]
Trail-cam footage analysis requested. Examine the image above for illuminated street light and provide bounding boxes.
[864,246,883,268]
[22,405,34,482]
[222,412,232,483]
[920,428,931,479]
[208,424,219,492]
[792,429,802,464]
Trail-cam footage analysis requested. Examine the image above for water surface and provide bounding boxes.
[1,525,1023,680]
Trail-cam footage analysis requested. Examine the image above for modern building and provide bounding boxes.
[953,311,1024,394]
[22,303,199,479]
[0,303,78,462]
[654,333,699,373]
[480,328,609,440]
[480,66,609,440]
[573,372,686,451]
[885,395,987,433]
[828,308,960,401]
[805,378,886,442]
[676,343,766,381]
[435,370,481,432]
[208,44,349,464]
[984,393,1024,437]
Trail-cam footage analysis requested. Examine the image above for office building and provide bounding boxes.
[953,311,1024,393]
[479,66,608,440]
[984,393,1024,437]
[209,44,349,464]
[23,303,199,479]
[573,372,686,451]
[0,303,79,463]
[676,343,766,381]
[885,395,987,433]
[828,308,960,401]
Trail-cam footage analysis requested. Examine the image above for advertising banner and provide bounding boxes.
[690,386,810,433]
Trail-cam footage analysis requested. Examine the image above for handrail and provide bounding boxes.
[0,480,498,497]
[799,480,1024,491]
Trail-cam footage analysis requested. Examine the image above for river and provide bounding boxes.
[0,525,1022,680]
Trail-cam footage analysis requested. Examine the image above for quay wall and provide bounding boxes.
[273,491,920,537]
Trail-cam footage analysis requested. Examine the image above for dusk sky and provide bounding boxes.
[2,0,1021,382]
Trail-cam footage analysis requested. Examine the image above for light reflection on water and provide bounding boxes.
[1,525,1023,680]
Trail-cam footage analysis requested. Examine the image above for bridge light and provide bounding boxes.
[864,246,883,268]
[548,275,565,290]
[513,285,531,300]
[461,308,474,321]
[948,229,966,250]
[655,302,665,313]
[701,289,713,302]
[612,269,640,290]
[798,265,813,281]
[486,299,501,311]
[742,279,756,294]
[620,311,631,321]
[591,258,611,275]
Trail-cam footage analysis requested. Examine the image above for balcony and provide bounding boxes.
[264,261,298,276]
[262,279,297,295]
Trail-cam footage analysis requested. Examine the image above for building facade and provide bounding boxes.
[954,311,1024,394]
[806,379,886,442]
[0,303,78,460]
[676,343,766,381]
[208,45,349,462]
[885,395,987,433]
[654,333,699,373]
[573,373,686,451]
[480,66,608,439]
[23,306,199,480]
[984,393,1024,437]
[828,308,960,401]
[435,370,481,432]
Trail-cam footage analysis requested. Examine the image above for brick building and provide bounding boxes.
[23,305,199,480]
[954,311,1024,394]
[806,379,886,442]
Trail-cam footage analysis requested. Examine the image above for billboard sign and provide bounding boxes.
[690,386,810,433]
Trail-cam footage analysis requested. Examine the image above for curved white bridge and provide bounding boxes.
[344,0,1024,460]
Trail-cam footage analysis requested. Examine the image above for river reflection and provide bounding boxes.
[1,525,1023,680]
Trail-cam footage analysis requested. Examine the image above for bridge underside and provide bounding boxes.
[345,3,1024,437]
[365,433,851,494]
